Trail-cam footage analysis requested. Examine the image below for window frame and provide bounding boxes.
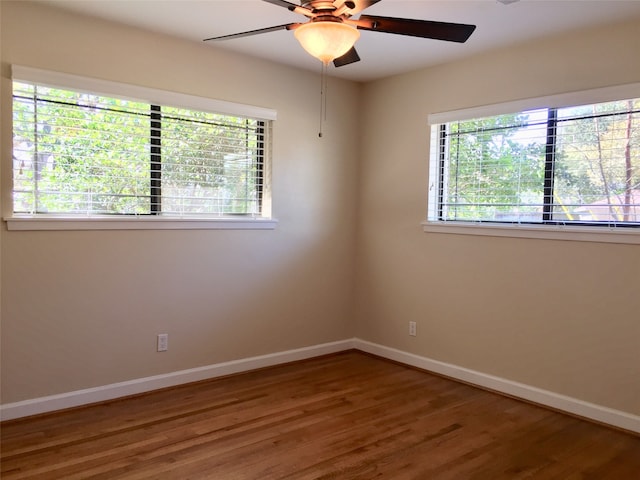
[425,83,640,244]
[6,65,278,231]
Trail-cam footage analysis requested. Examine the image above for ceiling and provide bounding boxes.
[38,0,640,82]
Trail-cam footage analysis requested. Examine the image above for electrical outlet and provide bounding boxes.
[409,322,417,337]
[157,333,168,352]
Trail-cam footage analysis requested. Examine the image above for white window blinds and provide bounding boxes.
[430,96,640,227]
[12,67,274,218]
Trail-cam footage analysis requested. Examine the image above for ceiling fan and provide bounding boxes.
[204,0,477,67]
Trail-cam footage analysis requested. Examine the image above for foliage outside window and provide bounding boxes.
[430,98,640,227]
[12,82,268,218]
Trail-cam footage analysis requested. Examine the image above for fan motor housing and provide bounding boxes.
[303,1,339,13]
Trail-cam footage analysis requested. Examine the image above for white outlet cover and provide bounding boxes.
[157,334,168,351]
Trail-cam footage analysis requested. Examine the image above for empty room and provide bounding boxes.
[1,0,639,478]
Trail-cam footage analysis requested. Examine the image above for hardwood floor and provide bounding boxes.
[2,351,639,479]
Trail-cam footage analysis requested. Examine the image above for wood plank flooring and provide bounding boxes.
[2,351,639,479]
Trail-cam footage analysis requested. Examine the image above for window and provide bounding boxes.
[10,66,276,229]
[428,92,640,231]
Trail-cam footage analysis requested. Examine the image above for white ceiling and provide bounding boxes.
[38,0,640,82]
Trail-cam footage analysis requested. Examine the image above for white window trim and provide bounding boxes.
[5,216,278,231]
[428,82,640,125]
[426,82,640,244]
[422,221,640,245]
[11,65,277,120]
[9,66,277,230]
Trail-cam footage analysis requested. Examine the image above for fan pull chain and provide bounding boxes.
[319,62,328,138]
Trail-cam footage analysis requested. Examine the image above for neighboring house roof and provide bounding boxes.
[574,189,640,222]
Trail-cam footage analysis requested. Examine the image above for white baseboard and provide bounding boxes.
[0,339,356,421]
[2,337,638,435]
[353,339,640,434]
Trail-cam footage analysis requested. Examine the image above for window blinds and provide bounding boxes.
[434,98,640,226]
[12,76,271,217]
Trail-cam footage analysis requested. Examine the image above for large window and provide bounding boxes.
[429,95,640,229]
[11,69,273,221]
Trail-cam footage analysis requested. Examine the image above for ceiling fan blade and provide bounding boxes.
[203,24,298,42]
[262,0,300,10]
[333,47,361,67]
[358,15,476,43]
[262,0,315,17]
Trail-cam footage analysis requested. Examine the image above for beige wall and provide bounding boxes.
[0,1,360,402]
[356,19,640,415]
[1,1,639,420]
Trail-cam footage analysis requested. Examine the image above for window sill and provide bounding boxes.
[422,221,640,245]
[5,216,278,231]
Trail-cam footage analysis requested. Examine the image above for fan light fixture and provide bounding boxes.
[294,21,360,64]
